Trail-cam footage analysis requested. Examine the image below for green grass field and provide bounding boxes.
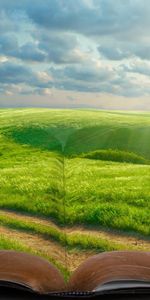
[0,108,150,277]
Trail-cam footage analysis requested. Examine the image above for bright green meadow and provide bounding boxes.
[0,108,150,275]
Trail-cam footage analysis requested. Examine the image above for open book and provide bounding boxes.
[1,0,150,293]
[0,250,150,297]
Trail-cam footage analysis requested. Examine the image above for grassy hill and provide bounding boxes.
[0,108,150,277]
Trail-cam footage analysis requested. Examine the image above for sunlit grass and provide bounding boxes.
[80,149,149,164]
[0,108,150,266]
[65,158,150,235]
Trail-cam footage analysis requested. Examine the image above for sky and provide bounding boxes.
[0,0,150,110]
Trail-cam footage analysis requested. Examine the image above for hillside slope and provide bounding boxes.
[0,108,150,275]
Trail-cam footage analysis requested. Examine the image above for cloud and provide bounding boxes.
[37,31,82,64]
[0,11,18,33]
[49,63,120,93]
[0,33,18,54]
[98,45,131,61]
[50,63,115,82]
[0,61,37,84]
[0,0,149,37]
[123,60,150,77]
[12,42,47,62]
[0,33,47,63]
[98,43,150,61]
[0,61,53,95]
[0,62,28,84]
[0,0,150,107]
[0,29,84,65]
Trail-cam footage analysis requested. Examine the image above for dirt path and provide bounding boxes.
[0,225,94,272]
[0,209,150,251]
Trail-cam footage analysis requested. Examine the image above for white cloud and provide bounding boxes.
[0,56,8,63]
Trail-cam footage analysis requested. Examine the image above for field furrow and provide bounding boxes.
[0,210,150,252]
[0,225,94,273]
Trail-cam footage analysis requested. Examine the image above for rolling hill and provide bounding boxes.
[0,108,150,277]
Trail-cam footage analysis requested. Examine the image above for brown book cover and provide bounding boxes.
[0,250,150,297]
